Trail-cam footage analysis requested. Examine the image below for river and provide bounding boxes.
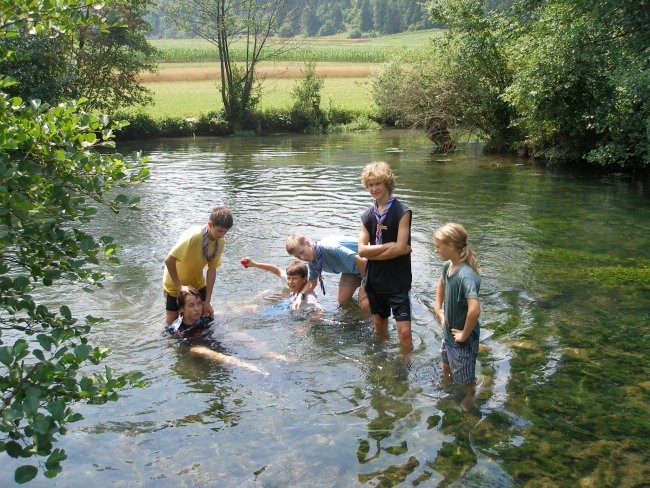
[7,130,649,487]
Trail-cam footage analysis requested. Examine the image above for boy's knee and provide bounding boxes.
[359,298,370,312]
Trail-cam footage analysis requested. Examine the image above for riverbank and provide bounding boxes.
[119,60,383,140]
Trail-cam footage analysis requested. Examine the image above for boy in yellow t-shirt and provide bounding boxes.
[163,207,233,325]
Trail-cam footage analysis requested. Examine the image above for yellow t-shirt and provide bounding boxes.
[163,225,225,296]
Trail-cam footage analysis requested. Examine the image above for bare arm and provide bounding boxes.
[358,222,373,257]
[242,258,282,277]
[164,255,184,293]
[451,298,480,343]
[434,278,445,326]
[203,268,216,318]
[358,211,412,261]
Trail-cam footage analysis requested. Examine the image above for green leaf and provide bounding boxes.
[15,465,38,484]
[12,276,30,291]
[74,344,90,361]
[45,448,67,469]
[79,377,94,392]
[66,413,83,423]
[13,339,29,359]
[6,440,23,458]
[23,396,40,415]
[59,306,72,320]
[37,334,53,351]
[0,346,13,366]
[46,400,65,421]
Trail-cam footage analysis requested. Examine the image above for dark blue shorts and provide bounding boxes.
[441,340,478,384]
[165,287,207,311]
[366,290,411,322]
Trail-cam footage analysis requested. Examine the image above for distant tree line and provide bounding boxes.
[148,0,450,39]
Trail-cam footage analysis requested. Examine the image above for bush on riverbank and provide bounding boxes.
[114,108,378,140]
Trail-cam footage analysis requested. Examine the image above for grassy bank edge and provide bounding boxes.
[113,107,384,141]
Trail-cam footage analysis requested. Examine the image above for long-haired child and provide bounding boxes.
[433,223,481,409]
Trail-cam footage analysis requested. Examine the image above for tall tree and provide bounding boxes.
[0,0,147,482]
[167,0,302,131]
[301,3,322,36]
[359,0,374,32]
[385,0,403,34]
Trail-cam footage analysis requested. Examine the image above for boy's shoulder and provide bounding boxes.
[319,235,356,249]
[177,224,203,240]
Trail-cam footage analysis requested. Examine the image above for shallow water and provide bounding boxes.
[6,131,649,487]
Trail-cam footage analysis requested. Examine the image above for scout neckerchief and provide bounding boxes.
[202,225,218,261]
[374,196,395,244]
[313,242,326,295]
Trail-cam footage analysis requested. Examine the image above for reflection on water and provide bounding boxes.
[6,131,649,487]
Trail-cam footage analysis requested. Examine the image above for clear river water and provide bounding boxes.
[7,130,649,487]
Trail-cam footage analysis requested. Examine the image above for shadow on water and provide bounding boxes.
[7,131,649,487]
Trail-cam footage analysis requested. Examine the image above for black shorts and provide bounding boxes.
[165,287,207,312]
[366,290,411,322]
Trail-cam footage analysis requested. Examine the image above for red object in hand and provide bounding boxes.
[240,258,250,268]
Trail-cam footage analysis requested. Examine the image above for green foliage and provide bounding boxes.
[164,0,298,131]
[405,0,650,168]
[290,62,326,133]
[256,108,293,133]
[502,0,650,167]
[0,0,159,112]
[327,114,381,133]
[1,0,148,481]
[372,0,518,152]
[371,56,460,151]
[113,108,369,139]
[149,0,437,39]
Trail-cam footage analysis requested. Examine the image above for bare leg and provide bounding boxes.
[395,320,413,352]
[460,384,476,412]
[189,346,268,375]
[337,273,362,307]
[440,362,453,388]
[337,284,356,306]
[373,315,389,338]
[357,286,370,313]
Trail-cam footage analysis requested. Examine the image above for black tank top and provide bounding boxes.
[361,198,412,294]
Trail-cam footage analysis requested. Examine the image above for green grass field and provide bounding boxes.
[131,77,374,118]
[150,30,444,63]
[133,30,442,119]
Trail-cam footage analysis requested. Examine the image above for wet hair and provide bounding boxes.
[177,286,202,311]
[360,161,395,194]
[286,260,308,278]
[209,207,233,229]
[434,223,481,274]
[285,234,308,255]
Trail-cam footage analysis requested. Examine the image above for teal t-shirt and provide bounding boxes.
[441,261,481,348]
